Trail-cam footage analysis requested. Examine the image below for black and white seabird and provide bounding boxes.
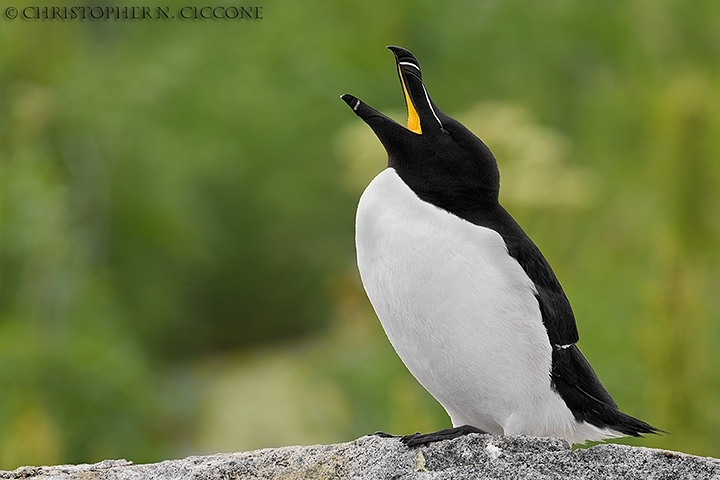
[340,46,661,446]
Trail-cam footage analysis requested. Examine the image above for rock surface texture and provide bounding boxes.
[1,434,719,480]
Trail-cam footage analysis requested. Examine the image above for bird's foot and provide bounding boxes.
[372,430,398,438]
[400,425,487,447]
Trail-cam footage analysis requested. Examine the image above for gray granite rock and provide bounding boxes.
[1,434,718,479]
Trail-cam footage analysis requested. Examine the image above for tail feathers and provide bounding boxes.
[610,411,666,437]
[551,344,665,438]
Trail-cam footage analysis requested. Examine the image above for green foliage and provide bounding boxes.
[1,0,719,468]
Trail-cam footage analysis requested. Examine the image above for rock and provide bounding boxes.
[1,434,718,479]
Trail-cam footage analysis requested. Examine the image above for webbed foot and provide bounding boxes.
[400,425,487,447]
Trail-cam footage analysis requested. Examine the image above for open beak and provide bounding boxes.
[341,46,444,139]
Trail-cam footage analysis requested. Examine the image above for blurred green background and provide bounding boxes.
[1,0,719,469]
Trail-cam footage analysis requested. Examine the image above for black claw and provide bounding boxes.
[373,431,398,438]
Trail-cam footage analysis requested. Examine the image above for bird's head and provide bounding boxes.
[341,46,500,210]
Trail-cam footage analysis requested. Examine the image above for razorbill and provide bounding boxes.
[340,46,661,446]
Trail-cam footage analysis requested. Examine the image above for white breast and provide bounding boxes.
[356,168,612,443]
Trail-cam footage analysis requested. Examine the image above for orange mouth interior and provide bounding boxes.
[399,66,422,134]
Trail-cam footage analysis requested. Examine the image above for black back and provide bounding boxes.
[452,202,657,436]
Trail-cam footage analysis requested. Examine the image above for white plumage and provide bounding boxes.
[356,168,617,444]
